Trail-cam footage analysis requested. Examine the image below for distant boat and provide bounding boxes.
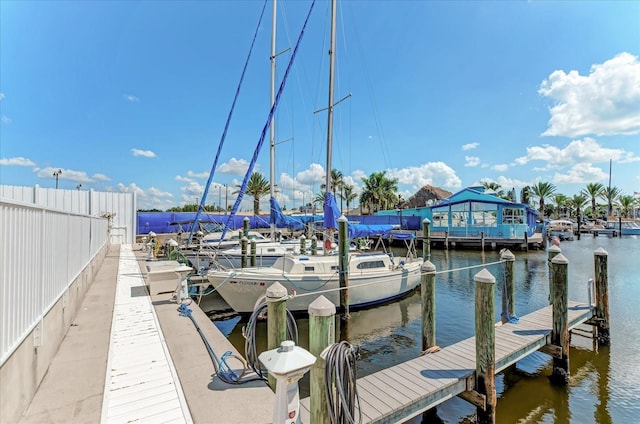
[546,219,575,241]
[605,220,640,235]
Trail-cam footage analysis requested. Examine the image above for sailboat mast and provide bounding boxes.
[269,0,277,242]
[325,0,337,196]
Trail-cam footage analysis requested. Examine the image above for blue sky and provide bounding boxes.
[1,0,639,211]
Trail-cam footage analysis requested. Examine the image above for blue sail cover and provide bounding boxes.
[270,197,305,230]
[323,192,341,230]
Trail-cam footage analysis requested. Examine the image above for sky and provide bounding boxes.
[1,0,639,211]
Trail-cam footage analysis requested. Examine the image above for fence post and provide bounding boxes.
[474,269,496,423]
[267,282,288,390]
[421,261,436,351]
[594,247,610,345]
[550,253,569,385]
[500,249,516,324]
[308,296,336,424]
[547,244,561,304]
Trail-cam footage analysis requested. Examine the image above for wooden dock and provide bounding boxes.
[300,300,594,423]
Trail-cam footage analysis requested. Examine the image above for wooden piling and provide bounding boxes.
[500,249,515,324]
[338,216,350,320]
[308,296,336,424]
[241,236,248,269]
[421,260,436,351]
[550,253,569,385]
[311,235,318,255]
[474,268,496,423]
[250,240,256,267]
[524,231,529,252]
[422,218,431,260]
[300,235,307,254]
[594,247,610,345]
[547,245,561,304]
[266,282,288,390]
[445,231,449,250]
[243,216,250,236]
[481,232,485,252]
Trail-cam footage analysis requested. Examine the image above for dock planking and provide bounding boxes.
[300,300,594,423]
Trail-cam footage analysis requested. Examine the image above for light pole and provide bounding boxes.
[225,184,228,214]
[53,169,62,189]
[76,184,82,190]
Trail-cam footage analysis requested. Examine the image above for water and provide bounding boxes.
[216,235,639,423]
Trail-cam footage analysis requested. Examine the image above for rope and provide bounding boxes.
[324,341,362,424]
[242,301,299,380]
[177,303,263,384]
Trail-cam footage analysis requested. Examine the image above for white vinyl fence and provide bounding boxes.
[0,199,109,365]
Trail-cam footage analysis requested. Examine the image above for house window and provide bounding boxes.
[471,202,498,227]
[503,208,524,224]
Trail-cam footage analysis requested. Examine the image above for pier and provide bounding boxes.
[299,301,594,423]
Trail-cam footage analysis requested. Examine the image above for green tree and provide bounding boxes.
[360,171,399,213]
[601,186,622,218]
[520,186,532,205]
[581,182,605,219]
[234,172,270,215]
[482,181,505,199]
[531,182,556,217]
[617,195,637,218]
[569,194,588,222]
[552,194,568,219]
[340,183,358,216]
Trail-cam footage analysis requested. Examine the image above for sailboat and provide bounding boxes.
[206,0,424,313]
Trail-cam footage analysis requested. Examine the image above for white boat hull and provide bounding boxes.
[207,256,424,313]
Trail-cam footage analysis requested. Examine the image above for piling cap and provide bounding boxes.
[474,268,496,284]
[594,247,608,256]
[551,253,569,264]
[308,295,336,316]
[421,260,436,272]
[266,282,288,300]
[168,239,179,247]
[338,215,347,222]
[422,218,431,224]
[500,249,515,261]
[548,245,561,253]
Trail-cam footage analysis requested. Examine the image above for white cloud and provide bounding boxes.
[1,115,11,124]
[492,164,509,172]
[186,170,210,179]
[123,94,140,102]
[92,173,111,181]
[462,142,479,151]
[131,148,156,158]
[0,156,36,166]
[514,137,634,169]
[464,156,481,167]
[295,163,325,186]
[389,162,462,191]
[539,52,640,137]
[218,158,252,175]
[552,163,609,184]
[36,167,93,182]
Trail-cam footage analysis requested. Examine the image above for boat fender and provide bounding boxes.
[324,239,332,250]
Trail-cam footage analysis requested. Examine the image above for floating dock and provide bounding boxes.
[300,301,594,423]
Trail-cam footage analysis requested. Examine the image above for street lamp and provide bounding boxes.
[76,184,82,190]
[53,169,62,189]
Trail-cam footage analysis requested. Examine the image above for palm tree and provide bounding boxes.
[482,181,505,198]
[531,182,556,217]
[321,168,344,210]
[581,183,605,219]
[520,185,532,205]
[341,184,358,215]
[601,186,622,218]
[570,193,588,222]
[360,171,399,213]
[234,172,270,215]
[552,194,568,219]
[617,195,636,218]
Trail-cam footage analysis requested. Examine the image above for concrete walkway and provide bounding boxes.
[19,244,274,424]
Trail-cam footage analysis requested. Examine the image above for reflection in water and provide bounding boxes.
[216,236,639,423]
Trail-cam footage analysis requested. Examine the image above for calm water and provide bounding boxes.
[216,235,639,423]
